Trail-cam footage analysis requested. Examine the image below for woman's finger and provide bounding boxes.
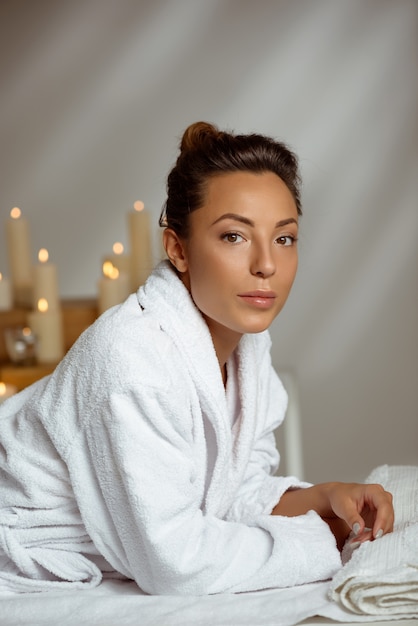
[364,484,394,538]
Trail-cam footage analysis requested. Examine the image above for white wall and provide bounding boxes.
[0,0,417,482]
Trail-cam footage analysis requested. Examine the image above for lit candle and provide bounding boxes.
[0,272,13,311]
[33,248,60,311]
[102,242,131,276]
[6,207,33,307]
[98,261,130,315]
[128,200,153,292]
[27,297,64,364]
[0,382,18,405]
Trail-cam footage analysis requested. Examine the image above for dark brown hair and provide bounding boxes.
[160,121,302,238]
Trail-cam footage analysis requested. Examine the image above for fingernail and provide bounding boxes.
[353,523,361,536]
[375,529,383,539]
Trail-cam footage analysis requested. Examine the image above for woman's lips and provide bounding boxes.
[238,291,277,309]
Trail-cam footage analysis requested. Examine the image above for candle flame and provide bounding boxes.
[0,382,6,396]
[102,262,119,280]
[112,242,124,255]
[38,298,49,313]
[0,273,2,281]
[102,261,113,277]
[38,248,49,263]
[10,207,22,219]
[133,200,145,212]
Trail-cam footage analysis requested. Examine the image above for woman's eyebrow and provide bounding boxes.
[211,213,298,228]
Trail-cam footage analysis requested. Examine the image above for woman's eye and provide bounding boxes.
[222,232,244,243]
[277,235,296,247]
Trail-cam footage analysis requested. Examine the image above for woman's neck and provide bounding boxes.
[204,318,242,386]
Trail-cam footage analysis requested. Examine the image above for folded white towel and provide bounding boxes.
[329,465,418,617]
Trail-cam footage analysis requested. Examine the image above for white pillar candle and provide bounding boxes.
[0,272,13,311]
[128,201,153,292]
[102,242,131,276]
[33,248,60,311]
[27,298,64,364]
[0,382,18,405]
[98,262,130,315]
[6,207,33,307]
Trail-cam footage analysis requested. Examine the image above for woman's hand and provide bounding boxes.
[323,482,394,542]
[272,482,394,550]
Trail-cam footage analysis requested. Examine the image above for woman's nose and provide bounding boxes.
[250,243,276,277]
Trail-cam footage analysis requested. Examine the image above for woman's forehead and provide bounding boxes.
[191,171,298,224]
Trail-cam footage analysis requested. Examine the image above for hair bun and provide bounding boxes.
[180,121,221,153]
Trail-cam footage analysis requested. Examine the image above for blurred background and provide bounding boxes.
[0,0,417,482]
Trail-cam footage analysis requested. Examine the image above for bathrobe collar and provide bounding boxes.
[136,261,266,515]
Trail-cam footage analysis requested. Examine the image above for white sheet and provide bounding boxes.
[1,578,416,626]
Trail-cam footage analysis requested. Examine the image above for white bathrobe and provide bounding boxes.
[0,261,341,594]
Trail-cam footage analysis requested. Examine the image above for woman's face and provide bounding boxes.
[177,171,299,353]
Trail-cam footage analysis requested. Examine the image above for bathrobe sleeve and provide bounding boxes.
[66,328,341,596]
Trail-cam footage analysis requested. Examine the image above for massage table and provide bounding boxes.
[1,465,416,626]
[0,578,416,626]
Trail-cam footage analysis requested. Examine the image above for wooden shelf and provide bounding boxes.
[60,298,99,351]
[0,363,56,391]
[0,298,99,389]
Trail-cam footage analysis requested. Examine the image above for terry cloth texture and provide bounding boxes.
[330,464,418,617]
[0,261,341,594]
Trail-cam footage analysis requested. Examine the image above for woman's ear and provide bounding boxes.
[163,229,189,273]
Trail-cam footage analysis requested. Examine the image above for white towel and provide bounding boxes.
[329,464,418,617]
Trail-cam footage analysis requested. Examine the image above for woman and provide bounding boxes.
[0,122,393,595]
